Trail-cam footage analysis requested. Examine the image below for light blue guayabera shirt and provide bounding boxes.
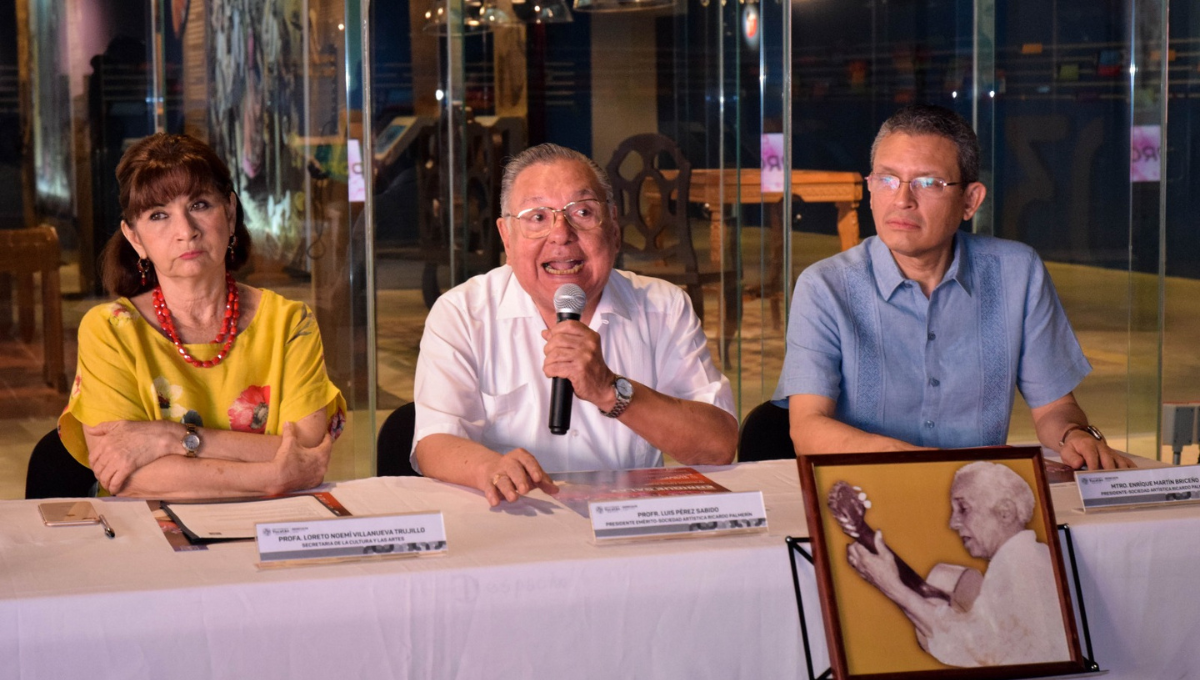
[773,233,1091,448]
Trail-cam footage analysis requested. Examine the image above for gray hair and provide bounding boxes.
[953,461,1035,526]
[870,104,980,184]
[499,143,614,215]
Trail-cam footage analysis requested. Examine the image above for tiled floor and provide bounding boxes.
[3,229,1199,499]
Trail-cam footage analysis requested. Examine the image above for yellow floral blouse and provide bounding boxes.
[59,290,346,469]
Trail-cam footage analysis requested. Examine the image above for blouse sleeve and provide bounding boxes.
[58,303,154,467]
[277,302,346,431]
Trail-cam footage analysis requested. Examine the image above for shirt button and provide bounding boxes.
[928,332,936,341]
[925,420,935,429]
[929,378,940,387]
[571,430,579,437]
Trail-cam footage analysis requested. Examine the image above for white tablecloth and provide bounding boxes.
[0,460,1193,679]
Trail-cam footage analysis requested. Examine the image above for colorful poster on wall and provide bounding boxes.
[761,133,785,193]
[1130,125,1161,182]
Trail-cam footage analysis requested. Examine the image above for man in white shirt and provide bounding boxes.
[847,461,1071,667]
[412,143,737,506]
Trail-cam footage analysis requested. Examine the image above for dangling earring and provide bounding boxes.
[227,234,237,261]
[137,258,152,287]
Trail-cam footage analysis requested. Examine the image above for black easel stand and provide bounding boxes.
[1057,523,1102,673]
[785,537,832,680]
[785,525,1102,680]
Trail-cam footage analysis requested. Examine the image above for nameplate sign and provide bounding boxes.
[1077,464,1200,511]
[589,491,767,542]
[256,512,447,567]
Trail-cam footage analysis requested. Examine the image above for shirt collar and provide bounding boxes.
[944,234,972,296]
[497,266,541,320]
[867,236,908,300]
[868,233,972,299]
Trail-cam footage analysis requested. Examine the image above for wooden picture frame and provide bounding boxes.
[797,447,1089,679]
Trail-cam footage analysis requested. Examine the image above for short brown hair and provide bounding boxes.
[100,133,252,297]
[870,104,980,184]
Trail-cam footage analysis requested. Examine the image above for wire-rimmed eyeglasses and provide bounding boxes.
[502,199,608,239]
[866,174,966,198]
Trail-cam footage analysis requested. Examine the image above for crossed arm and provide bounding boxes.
[82,407,332,499]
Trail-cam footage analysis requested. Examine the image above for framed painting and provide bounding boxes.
[797,447,1089,679]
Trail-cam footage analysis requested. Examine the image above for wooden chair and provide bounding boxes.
[416,113,519,309]
[0,226,66,391]
[606,133,738,365]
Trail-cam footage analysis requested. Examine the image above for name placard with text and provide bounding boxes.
[589,491,767,542]
[1077,464,1200,511]
[256,512,447,566]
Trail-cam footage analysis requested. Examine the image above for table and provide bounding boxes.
[0,460,1193,679]
[0,462,809,680]
[685,169,864,261]
[643,169,862,328]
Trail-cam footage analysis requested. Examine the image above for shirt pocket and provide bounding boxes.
[480,382,531,452]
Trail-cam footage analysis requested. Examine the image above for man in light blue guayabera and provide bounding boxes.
[775,104,1132,471]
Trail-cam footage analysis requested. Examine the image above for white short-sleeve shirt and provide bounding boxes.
[412,266,734,473]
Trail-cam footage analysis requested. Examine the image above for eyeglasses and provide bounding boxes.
[866,174,965,198]
[503,199,608,239]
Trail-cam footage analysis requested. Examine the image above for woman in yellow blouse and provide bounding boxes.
[59,133,346,499]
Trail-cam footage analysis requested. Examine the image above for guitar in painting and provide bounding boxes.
[826,480,983,613]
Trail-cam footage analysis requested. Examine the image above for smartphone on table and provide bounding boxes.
[39,501,100,526]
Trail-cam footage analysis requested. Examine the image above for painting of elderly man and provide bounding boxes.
[799,449,1086,679]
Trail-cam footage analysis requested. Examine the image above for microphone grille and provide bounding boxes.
[554,284,587,314]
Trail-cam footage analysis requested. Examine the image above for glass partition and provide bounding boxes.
[1,0,1195,499]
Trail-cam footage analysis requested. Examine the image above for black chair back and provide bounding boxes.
[737,401,795,463]
[377,402,420,477]
[26,429,98,498]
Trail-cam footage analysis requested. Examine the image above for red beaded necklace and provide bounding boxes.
[152,272,241,369]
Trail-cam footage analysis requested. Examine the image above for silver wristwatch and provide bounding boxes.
[182,423,201,458]
[600,376,633,419]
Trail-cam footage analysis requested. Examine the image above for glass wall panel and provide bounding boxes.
[787,0,1173,458]
[364,0,780,462]
[990,0,1167,456]
[1160,0,1200,462]
[152,0,370,478]
[2,0,1195,499]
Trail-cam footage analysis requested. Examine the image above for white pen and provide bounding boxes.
[98,514,115,539]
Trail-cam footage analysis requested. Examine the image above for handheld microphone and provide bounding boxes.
[549,284,587,435]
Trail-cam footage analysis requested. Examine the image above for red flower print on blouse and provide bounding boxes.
[229,385,271,433]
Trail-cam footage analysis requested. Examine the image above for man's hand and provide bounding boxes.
[480,448,560,507]
[272,421,332,493]
[541,321,616,410]
[1060,432,1136,470]
[84,420,176,494]
[1031,393,1134,470]
[847,530,906,599]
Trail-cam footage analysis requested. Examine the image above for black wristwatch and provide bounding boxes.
[181,423,202,458]
[1059,424,1103,447]
[600,376,634,419]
